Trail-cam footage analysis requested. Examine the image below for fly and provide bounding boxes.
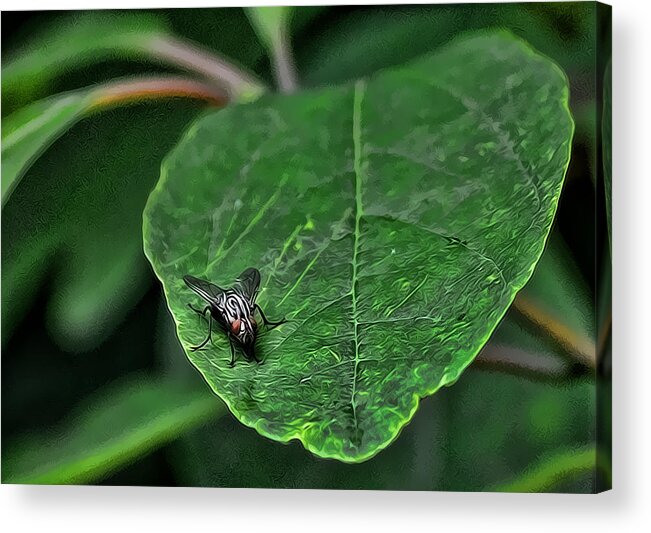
[183,267,285,367]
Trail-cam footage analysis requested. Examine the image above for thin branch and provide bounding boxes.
[513,295,596,369]
[1,75,229,207]
[145,35,265,101]
[271,32,298,93]
[88,76,228,110]
[474,343,578,383]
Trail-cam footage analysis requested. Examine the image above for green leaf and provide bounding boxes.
[603,59,612,249]
[245,6,292,50]
[169,370,595,491]
[2,101,203,351]
[2,90,91,203]
[2,7,266,352]
[2,373,223,485]
[2,12,167,110]
[144,31,574,462]
[2,77,226,206]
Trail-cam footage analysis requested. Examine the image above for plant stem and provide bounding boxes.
[474,344,576,383]
[145,35,266,101]
[88,76,228,110]
[271,33,299,93]
[513,295,596,369]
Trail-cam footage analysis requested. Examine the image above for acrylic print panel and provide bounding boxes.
[1,2,611,492]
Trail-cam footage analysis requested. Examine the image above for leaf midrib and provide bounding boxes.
[349,79,367,431]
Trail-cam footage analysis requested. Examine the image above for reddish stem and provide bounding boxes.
[88,76,228,110]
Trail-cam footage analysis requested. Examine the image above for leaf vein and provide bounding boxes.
[350,79,367,434]
[204,173,289,273]
[429,79,542,212]
[384,275,429,317]
[276,243,326,307]
[265,292,350,357]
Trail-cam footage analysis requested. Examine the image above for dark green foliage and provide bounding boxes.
[2,4,603,489]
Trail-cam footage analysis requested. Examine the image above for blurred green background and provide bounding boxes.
[1,3,610,491]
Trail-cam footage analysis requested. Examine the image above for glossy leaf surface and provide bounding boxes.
[144,32,574,462]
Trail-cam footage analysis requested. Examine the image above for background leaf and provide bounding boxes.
[2,90,91,202]
[245,5,297,93]
[144,32,574,462]
[490,445,596,492]
[1,9,262,352]
[1,101,205,351]
[2,77,227,206]
[2,373,223,485]
[2,12,168,112]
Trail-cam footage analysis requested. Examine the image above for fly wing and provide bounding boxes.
[235,267,261,302]
[183,275,224,305]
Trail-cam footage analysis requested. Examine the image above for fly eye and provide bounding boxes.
[230,319,241,334]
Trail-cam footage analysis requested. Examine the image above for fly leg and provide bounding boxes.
[188,303,209,321]
[190,314,212,352]
[254,304,286,329]
[188,304,217,347]
[228,335,237,367]
[244,342,262,364]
